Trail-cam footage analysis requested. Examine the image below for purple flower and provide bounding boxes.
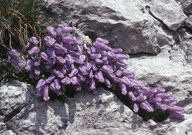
[41,52,49,61]
[94,71,105,83]
[46,48,56,58]
[44,36,56,47]
[9,49,20,57]
[62,26,75,33]
[61,77,71,85]
[46,26,56,37]
[43,85,50,101]
[120,84,127,95]
[36,79,46,90]
[46,75,55,84]
[29,36,39,45]
[133,103,139,113]
[140,101,154,112]
[54,43,67,54]
[116,54,129,60]
[28,47,40,55]
[69,68,78,77]
[112,48,122,53]
[96,38,109,44]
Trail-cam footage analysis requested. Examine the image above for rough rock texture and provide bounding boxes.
[45,0,187,53]
[1,0,192,134]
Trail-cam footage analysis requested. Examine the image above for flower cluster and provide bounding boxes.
[8,24,184,119]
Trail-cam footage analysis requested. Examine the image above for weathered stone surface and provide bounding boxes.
[176,0,192,15]
[0,82,155,135]
[0,81,34,117]
[148,0,187,30]
[185,16,192,29]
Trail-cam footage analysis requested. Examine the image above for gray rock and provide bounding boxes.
[0,82,155,135]
[148,0,187,30]
[176,0,192,15]
[185,17,192,29]
[0,81,34,117]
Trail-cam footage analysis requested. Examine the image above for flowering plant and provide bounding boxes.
[7,24,184,120]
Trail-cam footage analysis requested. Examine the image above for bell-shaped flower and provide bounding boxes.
[46,75,55,84]
[94,71,105,83]
[28,47,40,55]
[66,54,75,64]
[29,36,39,46]
[128,91,137,101]
[112,48,122,53]
[46,48,56,58]
[56,56,66,64]
[140,101,154,112]
[44,36,56,47]
[96,38,109,44]
[120,84,127,95]
[116,54,129,60]
[61,77,71,85]
[54,43,67,54]
[36,79,46,90]
[62,26,75,33]
[9,49,20,57]
[105,79,112,88]
[164,98,177,105]
[155,102,167,110]
[133,103,139,113]
[69,68,78,77]
[71,76,78,85]
[89,78,96,90]
[148,97,162,103]
[46,26,57,37]
[43,85,50,101]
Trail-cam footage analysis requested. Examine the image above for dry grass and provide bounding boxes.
[0,0,47,57]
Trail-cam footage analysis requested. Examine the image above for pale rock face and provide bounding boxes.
[1,0,192,134]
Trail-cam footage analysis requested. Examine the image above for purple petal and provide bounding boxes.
[65,54,75,64]
[128,91,137,101]
[136,94,147,102]
[28,47,40,55]
[54,70,64,78]
[43,85,50,101]
[41,52,49,61]
[106,51,116,58]
[155,102,167,110]
[61,77,71,85]
[29,36,39,45]
[155,93,169,99]
[133,103,139,113]
[112,48,122,53]
[56,56,66,64]
[9,49,20,57]
[148,97,162,103]
[89,70,94,78]
[44,36,56,47]
[71,76,78,85]
[46,48,56,58]
[54,79,61,90]
[46,75,55,84]
[94,71,105,83]
[116,54,129,60]
[105,79,112,88]
[140,101,154,112]
[46,26,56,37]
[62,26,75,33]
[120,84,127,95]
[164,98,177,104]
[54,43,67,54]
[69,68,78,77]
[96,38,109,44]
[36,79,46,90]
